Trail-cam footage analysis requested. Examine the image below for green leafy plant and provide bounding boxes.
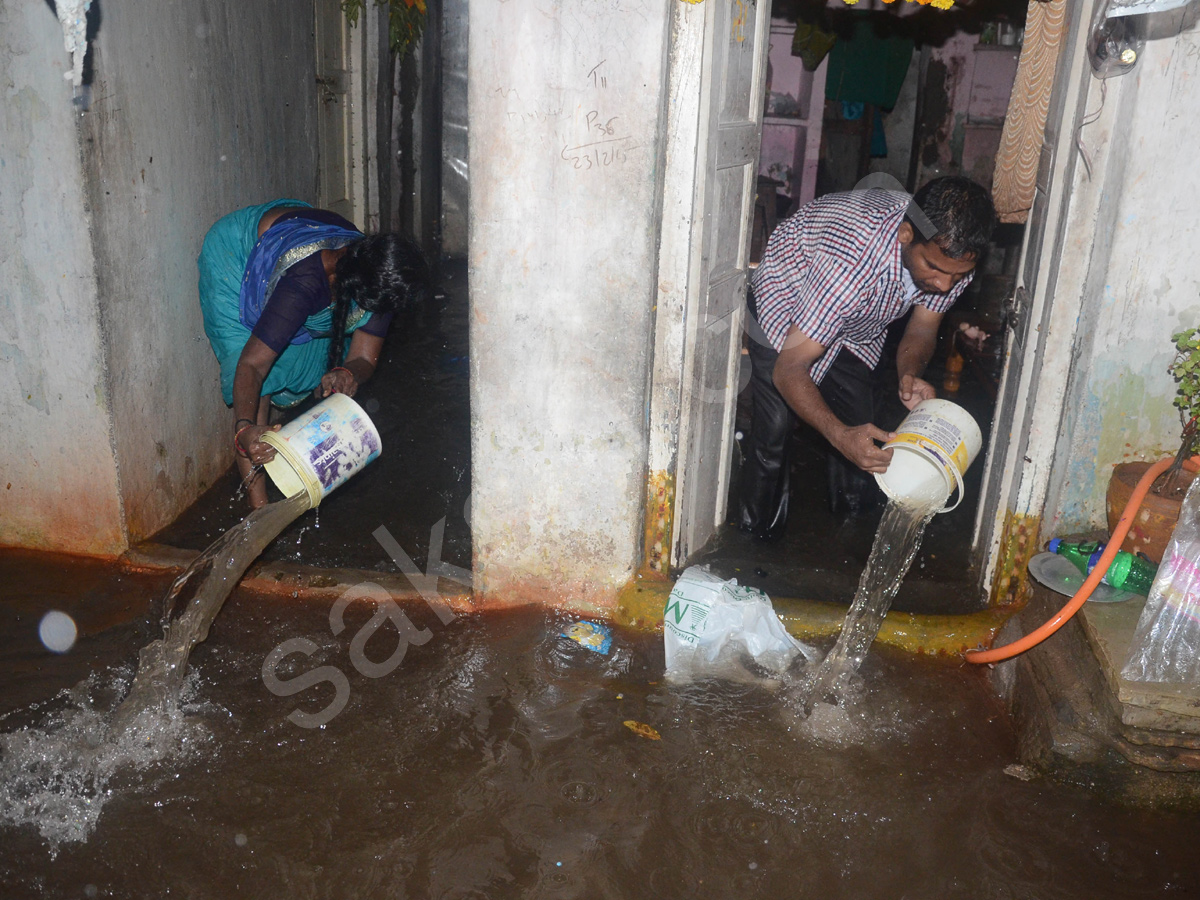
[1170,328,1200,428]
[343,0,426,58]
[1158,327,1200,493]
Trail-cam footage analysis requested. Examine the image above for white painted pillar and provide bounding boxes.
[468,0,671,607]
[0,2,125,555]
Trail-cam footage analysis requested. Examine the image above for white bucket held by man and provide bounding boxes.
[874,398,982,512]
[260,393,382,508]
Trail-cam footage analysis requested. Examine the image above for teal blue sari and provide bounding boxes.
[197,199,372,407]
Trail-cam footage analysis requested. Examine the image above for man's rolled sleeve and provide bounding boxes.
[916,272,972,315]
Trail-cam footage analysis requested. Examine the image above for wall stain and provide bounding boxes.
[641,469,675,575]
[991,511,1041,608]
[0,340,50,414]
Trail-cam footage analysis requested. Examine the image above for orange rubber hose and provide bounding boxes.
[965,456,1179,664]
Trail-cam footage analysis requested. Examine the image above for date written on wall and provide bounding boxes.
[561,110,638,171]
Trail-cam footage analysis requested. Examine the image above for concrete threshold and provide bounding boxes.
[121,542,476,613]
[616,574,1019,657]
[1078,597,1200,739]
[123,543,1019,657]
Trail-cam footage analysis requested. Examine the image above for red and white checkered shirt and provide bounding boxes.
[750,189,971,385]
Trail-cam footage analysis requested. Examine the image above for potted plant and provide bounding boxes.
[1105,327,1200,562]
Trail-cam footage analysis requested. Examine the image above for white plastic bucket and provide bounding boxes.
[259,393,382,508]
[874,398,981,513]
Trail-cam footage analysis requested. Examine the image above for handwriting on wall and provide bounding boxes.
[560,59,638,172]
[561,108,637,170]
[495,60,642,173]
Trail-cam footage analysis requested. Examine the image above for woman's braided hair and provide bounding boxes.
[328,234,429,369]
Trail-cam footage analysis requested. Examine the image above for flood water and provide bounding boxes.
[3,558,1199,898]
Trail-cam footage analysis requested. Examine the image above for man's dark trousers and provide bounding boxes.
[738,290,883,540]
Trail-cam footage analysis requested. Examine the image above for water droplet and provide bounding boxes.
[38,610,77,653]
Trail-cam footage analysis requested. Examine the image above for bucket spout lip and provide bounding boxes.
[258,393,381,508]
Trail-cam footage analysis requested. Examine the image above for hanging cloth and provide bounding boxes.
[824,13,914,110]
[992,0,1069,224]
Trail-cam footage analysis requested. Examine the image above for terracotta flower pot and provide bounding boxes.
[1105,460,1197,564]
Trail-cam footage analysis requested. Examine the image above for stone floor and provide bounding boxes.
[1079,597,1200,748]
[1000,582,1200,808]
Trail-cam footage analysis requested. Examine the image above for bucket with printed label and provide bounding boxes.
[259,393,382,508]
[874,399,981,513]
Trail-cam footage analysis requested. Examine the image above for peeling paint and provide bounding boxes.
[641,469,675,575]
[991,511,1041,608]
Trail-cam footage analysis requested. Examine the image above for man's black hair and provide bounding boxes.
[905,176,996,260]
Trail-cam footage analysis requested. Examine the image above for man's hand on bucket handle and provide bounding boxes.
[832,423,895,475]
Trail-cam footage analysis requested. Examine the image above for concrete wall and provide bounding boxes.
[912,34,1019,191]
[1045,11,1200,533]
[868,50,918,189]
[81,1,320,543]
[0,3,125,555]
[468,0,670,607]
[1,2,322,555]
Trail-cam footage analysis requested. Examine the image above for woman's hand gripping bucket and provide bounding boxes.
[874,399,982,512]
[258,393,382,507]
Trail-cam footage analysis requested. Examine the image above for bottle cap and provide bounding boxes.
[1047,538,1062,553]
[1106,552,1132,589]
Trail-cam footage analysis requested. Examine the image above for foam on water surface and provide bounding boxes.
[0,492,309,852]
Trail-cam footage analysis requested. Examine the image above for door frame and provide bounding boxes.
[318,0,382,231]
[972,0,1106,601]
[643,0,771,573]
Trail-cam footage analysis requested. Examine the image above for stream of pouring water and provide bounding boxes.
[112,492,310,730]
[0,491,310,851]
[803,496,940,710]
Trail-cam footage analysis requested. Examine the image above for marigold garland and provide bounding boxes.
[843,0,955,8]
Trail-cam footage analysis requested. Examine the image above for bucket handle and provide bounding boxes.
[906,439,966,514]
[940,459,966,514]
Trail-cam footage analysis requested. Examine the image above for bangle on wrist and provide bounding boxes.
[330,366,356,381]
[234,424,254,458]
[234,417,255,431]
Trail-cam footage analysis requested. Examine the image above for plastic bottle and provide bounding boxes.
[1046,538,1159,595]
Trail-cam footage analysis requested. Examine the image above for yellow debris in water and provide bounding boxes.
[623,720,661,741]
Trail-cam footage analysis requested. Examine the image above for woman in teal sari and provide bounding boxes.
[199,199,426,507]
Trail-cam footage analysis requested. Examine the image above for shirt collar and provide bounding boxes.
[887,234,904,288]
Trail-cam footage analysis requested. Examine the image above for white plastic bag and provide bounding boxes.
[663,566,818,682]
[1122,476,1200,684]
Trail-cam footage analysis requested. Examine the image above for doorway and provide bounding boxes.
[687,2,1031,613]
[150,2,472,580]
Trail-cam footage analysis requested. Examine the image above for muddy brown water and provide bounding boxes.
[2,554,1199,898]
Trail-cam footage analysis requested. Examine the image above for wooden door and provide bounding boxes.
[671,0,772,564]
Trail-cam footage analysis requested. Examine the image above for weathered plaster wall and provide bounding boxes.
[913,34,1019,191]
[468,0,669,607]
[82,1,320,542]
[0,3,125,554]
[868,49,918,189]
[1046,14,1200,533]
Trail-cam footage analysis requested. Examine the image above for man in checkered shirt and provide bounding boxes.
[739,176,995,539]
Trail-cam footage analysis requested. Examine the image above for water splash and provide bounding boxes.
[113,492,310,730]
[802,497,940,710]
[0,492,310,851]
